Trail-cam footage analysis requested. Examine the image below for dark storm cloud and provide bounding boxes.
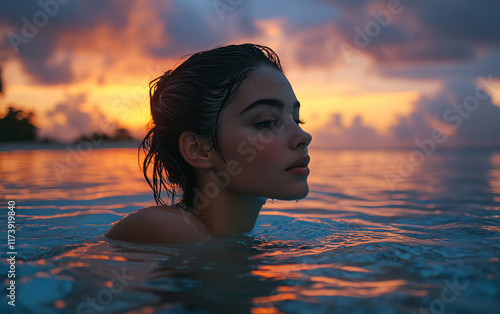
[148,0,260,58]
[0,0,263,84]
[0,0,132,84]
[377,49,500,79]
[254,0,500,71]
[0,1,130,30]
[251,0,339,28]
[148,2,214,57]
[331,0,500,75]
[10,32,74,84]
[414,0,500,44]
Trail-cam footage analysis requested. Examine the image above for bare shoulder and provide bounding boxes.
[105,205,211,244]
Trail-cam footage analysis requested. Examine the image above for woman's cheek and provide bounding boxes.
[220,127,283,171]
[253,144,281,164]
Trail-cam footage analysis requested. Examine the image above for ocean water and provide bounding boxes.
[1,144,499,313]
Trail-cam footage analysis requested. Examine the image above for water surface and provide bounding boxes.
[1,145,499,313]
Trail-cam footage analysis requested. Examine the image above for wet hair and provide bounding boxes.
[141,43,283,209]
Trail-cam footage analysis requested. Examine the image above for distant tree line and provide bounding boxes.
[0,68,134,143]
[73,128,133,143]
[0,106,134,143]
[0,107,37,142]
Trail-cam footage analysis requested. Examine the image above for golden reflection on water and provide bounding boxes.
[1,147,149,202]
[303,277,410,297]
[2,147,498,210]
[252,263,370,280]
[53,241,127,262]
[307,149,447,197]
[20,209,126,220]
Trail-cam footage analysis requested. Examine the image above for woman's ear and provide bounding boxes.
[179,131,214,169]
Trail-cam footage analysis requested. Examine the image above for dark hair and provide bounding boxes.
[141,43,283,209]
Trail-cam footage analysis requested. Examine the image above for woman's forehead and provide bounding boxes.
[227,66,296,113]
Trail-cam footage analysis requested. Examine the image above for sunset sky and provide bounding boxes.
[1,0,499,147]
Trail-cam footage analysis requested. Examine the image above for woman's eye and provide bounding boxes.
[255,119,278,129]
[295,118,305,125]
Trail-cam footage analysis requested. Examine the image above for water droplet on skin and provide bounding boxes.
[271,199,275,204]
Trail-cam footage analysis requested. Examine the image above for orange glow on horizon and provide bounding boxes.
[297,89,418,134]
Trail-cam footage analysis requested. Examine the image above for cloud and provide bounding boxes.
[378,50,500,79]
[390,77,500,147]
[2,0,499,84]
[231,0,499,81]
[313,76,500,148]
[413,0,500,44]
[328,0,500,78]
[41,93,116,143]
[312,113,388,148]
[148,0,261,58]
[0,0,266,85]
[0,1,134,84]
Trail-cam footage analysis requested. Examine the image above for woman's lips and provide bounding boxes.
[286,155,310,176]
[286,165,310,176]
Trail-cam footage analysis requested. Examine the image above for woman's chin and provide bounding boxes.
[271,186,309,201]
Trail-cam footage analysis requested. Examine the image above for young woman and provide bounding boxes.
[105,44,312,243]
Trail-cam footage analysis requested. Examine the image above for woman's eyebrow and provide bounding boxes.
[238,98,300,116]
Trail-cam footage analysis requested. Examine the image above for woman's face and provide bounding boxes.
[212,65,312,200]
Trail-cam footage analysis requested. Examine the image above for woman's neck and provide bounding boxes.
[194,186,266,236]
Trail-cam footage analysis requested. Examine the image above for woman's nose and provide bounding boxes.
[290,125,312,150]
